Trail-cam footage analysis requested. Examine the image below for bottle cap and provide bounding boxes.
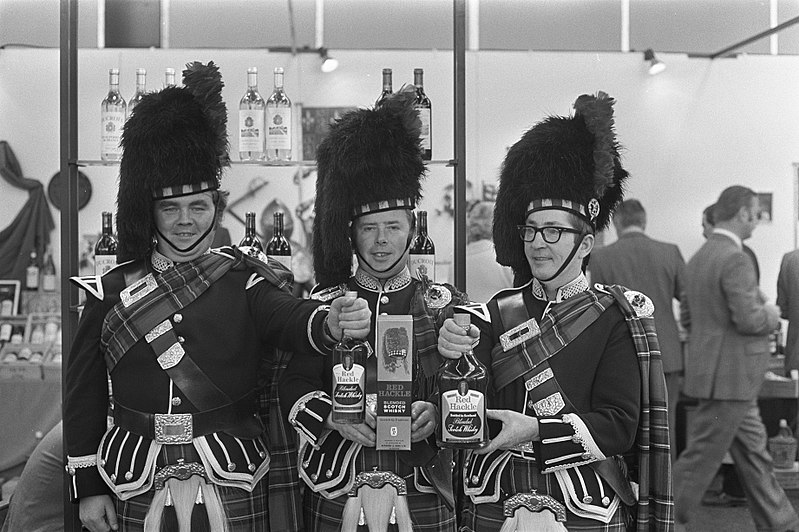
[781,419,789,427]
[454,313,470,328]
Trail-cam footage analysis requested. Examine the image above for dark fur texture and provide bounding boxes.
[493,92,628,283]
[117,62,227,262]
[313,87,425,288]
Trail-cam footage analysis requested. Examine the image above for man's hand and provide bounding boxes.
[79,494,119,532]
[325,409,377,447]
[411,401,438,442]
[474,409,539,455]
[438,318,480,359]
[328,295,372,340]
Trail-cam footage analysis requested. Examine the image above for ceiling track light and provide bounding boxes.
[319,47,339,73]
[643,49,666,75]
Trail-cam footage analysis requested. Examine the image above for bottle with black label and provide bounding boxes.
[413,68,432,161]
[331,291,368,424]
[265,211,292,270]
[95,212,118,276]
[409,210,435,282]
[437,313,488,449]
[239,212,263,253]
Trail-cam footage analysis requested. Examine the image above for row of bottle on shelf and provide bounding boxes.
[90,207,438,280]
[21,247,57,294]
[100,66,433,163]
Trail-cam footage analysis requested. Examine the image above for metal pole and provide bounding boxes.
[703,14,799,59]
[453,0,467,292]
[60,0,81,530]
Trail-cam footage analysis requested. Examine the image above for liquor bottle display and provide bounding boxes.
[0,320,12,343]
[437,313,489,449]
[164,67,176,88]
[239,67,266,161]
[331,291,368,424]
[41,245,57,292]
[266,211,292,270]
[128,68,147,116]
[265,67,292,162]
[376,68,393,105]
[95,211,118,276]
[100,68,126,162]
[413,68,432,161]
[26,250,39,291]
[409,210,435,282]
[239,211,263,252]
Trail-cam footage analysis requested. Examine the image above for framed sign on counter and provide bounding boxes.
[0,280,21,316]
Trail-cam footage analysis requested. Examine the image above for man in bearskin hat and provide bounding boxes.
[64,62,371,532]
[279,87,467,531]
[437,92,673,531]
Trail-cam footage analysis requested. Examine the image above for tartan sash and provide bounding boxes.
[492,290,613,391]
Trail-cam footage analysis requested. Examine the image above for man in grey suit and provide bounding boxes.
[674,186,798,532]
[777,249,799,371]
[588,198,685,459]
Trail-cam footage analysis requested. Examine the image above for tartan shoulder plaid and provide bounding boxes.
[604,284,674,532]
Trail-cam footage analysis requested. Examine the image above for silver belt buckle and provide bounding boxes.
[154,413,193,444]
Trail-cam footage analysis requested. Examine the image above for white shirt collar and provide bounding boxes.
[531,273,590,303]
[712,228,742,249]
[354,266,412,292]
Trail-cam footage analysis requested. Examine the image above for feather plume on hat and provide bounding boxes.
[117,61,228,262]
[313,86,425,288]
[493,91,628,282]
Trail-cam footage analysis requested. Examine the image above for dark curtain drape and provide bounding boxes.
[0,141,55,285]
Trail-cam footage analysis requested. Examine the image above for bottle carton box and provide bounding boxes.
[375,314,413,451]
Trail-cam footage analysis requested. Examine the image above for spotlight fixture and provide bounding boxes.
[644,49,666,75]
[320,48,339,73]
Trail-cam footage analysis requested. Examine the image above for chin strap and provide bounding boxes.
[537,234,585,283]
[354,232,414,277]
[156,204,219,254]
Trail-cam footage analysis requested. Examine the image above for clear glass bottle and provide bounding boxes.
[375,68,393,106]
[128,68,147,116]
[437,313,489,449]
[332,291,369,424]
[414,68,432,161]
[265,67,292,162]
[164,67,176,88]
[0,320,12,342]
[409,210,436,282]
[239,67,266,161]
[26,250,39,291]
[239,212,263,253]
[95,211,118,276]
[100,68,126,162]
[41,245,56,292]
[266,212,292,270]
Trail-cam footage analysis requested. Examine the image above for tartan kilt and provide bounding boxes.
[114,478,269,531]
[303,447,456,532]
[460,456,631,532]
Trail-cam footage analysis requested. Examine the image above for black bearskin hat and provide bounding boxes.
[116,61,228,262]
[493,91,628,281]
[313,87,425,288]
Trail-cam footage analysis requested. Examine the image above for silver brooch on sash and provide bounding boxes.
[424,284,452,309]
[624,290,654,318]
[120,274,158,308]
[500,318,540,351]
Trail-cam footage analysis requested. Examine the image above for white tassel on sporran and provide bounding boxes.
[499,506,569,532]
[340,483,413,532]
[143,476,228,532]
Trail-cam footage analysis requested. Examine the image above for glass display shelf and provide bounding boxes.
[76,159,456,167]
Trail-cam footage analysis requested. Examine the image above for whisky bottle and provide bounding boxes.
[413,68,432,161]
[164,67,176,88]
[409,210,435,282]
[332,291,368,424]
[95,211,118,276]
[0,321,12,342]
[41,245,57,292]
[265,67,292,162]
[265,211,292,270]
[437,313,489,449]
[128,68,147,116]
[239,212,263,253]
[26,250,40,291]
[375,68,393,106]
[238,67,266,161]
[100,68,126,162]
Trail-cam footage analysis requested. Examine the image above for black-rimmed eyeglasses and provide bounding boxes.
[517,225,582,244]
